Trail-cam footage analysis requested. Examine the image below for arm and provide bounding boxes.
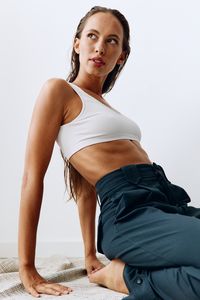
[77,182,97,257]
[76,181,105,274]
[18,78,73,297]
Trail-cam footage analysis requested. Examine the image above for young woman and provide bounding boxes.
[18,6,200,300]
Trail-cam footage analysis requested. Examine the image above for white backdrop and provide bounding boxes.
[0,0,199,257]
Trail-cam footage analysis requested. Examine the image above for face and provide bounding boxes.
[74,12,125,79]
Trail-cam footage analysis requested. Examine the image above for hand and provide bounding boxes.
[19,265,73,297]
[85,254,105,275]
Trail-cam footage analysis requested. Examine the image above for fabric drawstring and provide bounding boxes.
[152,163,174,204]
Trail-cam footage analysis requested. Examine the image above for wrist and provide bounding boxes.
[19,261,35,270]
[84,249,96,258]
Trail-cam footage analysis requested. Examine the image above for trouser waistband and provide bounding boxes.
[95,162,170,202]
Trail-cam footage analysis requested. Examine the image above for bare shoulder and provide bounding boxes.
[35,78,75,118]
[30,78,74,133]
[41,78,73,102]
[44,77,71,89]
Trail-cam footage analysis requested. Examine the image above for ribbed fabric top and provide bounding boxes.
[56,82,142,160]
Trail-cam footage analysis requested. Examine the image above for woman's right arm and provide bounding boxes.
[18,79,73,297]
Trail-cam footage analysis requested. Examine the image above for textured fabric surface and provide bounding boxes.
[0,255,126,299]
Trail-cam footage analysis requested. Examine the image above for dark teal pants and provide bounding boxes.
[95,162,200,300]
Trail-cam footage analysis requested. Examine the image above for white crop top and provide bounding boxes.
[56,82,142,160]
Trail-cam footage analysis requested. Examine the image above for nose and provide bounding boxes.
[95,48,105,55]
[95,42,105,55]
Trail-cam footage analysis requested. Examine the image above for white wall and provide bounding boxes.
[0,0,199,257]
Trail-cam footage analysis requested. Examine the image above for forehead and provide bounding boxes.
[83,12,123,37]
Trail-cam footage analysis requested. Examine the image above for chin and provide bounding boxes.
[86,68,105,77]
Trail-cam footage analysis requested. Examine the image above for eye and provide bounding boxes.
[87,33,96,39]
[107,38,118,45]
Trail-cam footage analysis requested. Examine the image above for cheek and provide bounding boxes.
[108,47,121,59]
[80,39,91,52]
[107,54,119,67]
[79,44,92,61]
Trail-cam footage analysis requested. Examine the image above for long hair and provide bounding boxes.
[62,6,131,203]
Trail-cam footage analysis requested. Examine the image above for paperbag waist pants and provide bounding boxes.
[95,162,200,300]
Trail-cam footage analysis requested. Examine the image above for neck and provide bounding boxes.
[72,73,107,96]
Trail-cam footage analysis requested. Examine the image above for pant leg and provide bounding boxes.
[122,264,200,300]
[101,203,200,300]
[115,206,200,300]
[109,205,200,268]
[97,164,200,300]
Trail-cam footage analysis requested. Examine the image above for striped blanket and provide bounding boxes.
[0,255,125,299]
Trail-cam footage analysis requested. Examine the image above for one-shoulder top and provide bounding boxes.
[56,82,142,160]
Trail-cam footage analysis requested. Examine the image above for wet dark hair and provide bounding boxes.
[62,6,131,202]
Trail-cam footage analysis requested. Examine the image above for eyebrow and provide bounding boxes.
[86,29,120,40]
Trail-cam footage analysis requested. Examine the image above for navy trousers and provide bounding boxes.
[95,162,200,300]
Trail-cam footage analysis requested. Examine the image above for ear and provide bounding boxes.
[74,38,80,54]
[116,51,126,65]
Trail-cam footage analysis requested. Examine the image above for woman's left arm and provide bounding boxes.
[77,186,96,257]
[77,182,105,274]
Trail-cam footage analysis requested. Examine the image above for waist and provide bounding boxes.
[70,140,151,185]
[95,162,169,203]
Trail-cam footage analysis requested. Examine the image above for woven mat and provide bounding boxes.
[0,255,126,299]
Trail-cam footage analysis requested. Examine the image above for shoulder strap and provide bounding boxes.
[67,82,86,99]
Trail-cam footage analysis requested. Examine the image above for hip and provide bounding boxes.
[95,162,191,219]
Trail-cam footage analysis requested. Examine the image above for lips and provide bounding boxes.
[90,57,105,65]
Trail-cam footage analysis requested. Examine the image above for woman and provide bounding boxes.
[18,6,200,300]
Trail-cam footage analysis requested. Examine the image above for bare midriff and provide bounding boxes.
[69,139,152,187]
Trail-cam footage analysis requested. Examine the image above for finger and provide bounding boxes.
[37,283,73,296]
[91,267,101,273]
[91,269,96,273]
[47,283,73,292]
[48,283,73,294]
[36,284,63,296]
[28,287,40,298]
